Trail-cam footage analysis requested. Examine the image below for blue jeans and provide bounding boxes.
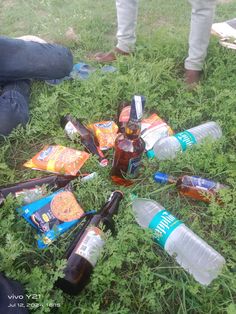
[0,36,73,136]
[0,272,28,313]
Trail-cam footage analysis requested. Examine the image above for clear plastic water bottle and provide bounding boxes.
[132,198,225,285]
[151,122,222,160]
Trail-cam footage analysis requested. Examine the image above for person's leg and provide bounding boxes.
[93,0,138,62]
[0,272,28,313]
[0,36,73,82]
[185,0,217,84]
[116,0,139,53]
[0,80,30,136]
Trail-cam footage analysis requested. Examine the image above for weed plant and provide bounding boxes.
[0,0,235,313]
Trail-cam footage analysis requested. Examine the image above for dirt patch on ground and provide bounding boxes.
[1,0,15,9]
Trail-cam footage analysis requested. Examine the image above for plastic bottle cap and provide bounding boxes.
[146,149,155,159]
[129,193,138,201]
[153,172,169,184]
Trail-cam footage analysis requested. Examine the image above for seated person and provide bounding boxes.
[0,35,73,136]
[0,272,28,314]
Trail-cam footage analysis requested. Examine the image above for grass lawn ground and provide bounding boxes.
[0,0,236,313]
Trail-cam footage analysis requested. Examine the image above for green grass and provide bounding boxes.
[0,0,236,313]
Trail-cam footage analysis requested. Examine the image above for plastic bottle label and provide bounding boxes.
[149,210,182,248]
[75,226,105,267]
[141,122,170,151]
[174,131,197,151]
[127,156,142,177]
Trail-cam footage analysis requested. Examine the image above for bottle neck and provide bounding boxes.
[167,175,177,184]
[125,118,141,139]
[64,115,90,137]
[124,95,145,139]
[100,191,123,217]
[75,120,91,137]
[57,175,76,187]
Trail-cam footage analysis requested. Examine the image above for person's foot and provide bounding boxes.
[184,69,202,87]
[92,47,130,63]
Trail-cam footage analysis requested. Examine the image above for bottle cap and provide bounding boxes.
[130,95,145,120]
[146,149,155,159]
[153,172,169,184]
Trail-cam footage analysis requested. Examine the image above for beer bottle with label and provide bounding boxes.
[56,190,123,295]
[61,115,108,167]
[111,95,146,186]
[153,172,229,203]
[0,175,76,206]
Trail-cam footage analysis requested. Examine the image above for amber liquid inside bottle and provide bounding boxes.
[111,120,145,186]
[56,214,101,295]
[172,175,227,203]
[56,191,123,295]
[178,183,212,202]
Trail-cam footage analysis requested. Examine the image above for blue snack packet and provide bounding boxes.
[17,187,85,249]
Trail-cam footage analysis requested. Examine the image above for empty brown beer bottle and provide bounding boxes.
[0,175,76,206]
[61,115,108,166]
[111,95,146,186]
[56,190,123,295]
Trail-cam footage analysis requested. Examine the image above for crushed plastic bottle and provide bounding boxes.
[151,122,222,160]
[132,197,225,285]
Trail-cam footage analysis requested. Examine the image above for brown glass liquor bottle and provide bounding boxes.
[0,175,76,206]
[154,172,229,203]
[111,95,146,186]
[61,115,108,166]
[56,190,123,295]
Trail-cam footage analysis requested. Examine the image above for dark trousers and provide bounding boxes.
[0,273,28,314]
[0,36,73,136]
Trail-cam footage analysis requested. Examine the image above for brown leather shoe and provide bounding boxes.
[185,69,202,87]
[92,47,130,63]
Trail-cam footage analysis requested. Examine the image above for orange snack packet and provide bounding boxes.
[24,145,90,175]
[141,114,174,150]
[88,121,118,150]
[141,113,173,134]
